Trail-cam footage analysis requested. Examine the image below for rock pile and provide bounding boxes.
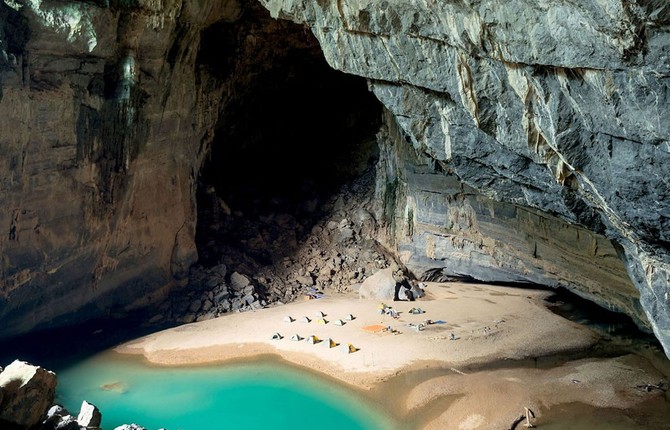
[151,170,409,325]
[41,400,102,430]
[173,267,267,324]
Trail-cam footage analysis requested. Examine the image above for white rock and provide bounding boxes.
[77,400,102,428]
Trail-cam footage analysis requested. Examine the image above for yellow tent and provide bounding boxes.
[323,338,337,348]
[341,343,357,354]
[306,335,320,345]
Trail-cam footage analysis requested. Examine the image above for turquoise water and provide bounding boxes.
[54,353,396,430]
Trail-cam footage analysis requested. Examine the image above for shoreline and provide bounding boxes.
[115,282,670,429]
[116,283,596,386]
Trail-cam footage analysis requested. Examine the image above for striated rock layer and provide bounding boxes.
[256,0,670,352]
[1,0,669,356]
[0,0,223,338]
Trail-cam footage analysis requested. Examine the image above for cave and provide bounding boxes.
[2,1,670,429]
[194,7,383,270]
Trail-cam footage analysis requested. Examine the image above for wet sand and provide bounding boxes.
[116,282,670,429]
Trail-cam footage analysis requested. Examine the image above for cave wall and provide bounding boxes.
[257,0,670,352]
[376,109,646,329]
[1,0,669,356]
[0,0,236,338]
[0,0,354,339]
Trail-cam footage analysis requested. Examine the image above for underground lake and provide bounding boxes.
[53,352,398,430]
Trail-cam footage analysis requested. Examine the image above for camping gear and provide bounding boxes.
[341,343,357,354]
[271,333,283,340]
[283,316,294,323]
[291,334,302,341]
[344,314,355,321]
[333,319,345,326]
[300,316,311,323]
[306,335,320,344]
[323,338,336,348]
[316,318,328,325]
[362,324,386,333]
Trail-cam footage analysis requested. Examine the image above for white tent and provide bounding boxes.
[344,314,355,321]
[283,316,294,323]
[306,335,320,345]
[291,334,302,341]
[333,319,345,326]
[315,311,326,317]
[300,316,311,323]
[341,343,357,354]
[323,338,336,348]
[271,333,283,340]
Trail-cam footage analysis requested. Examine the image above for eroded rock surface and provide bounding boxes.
[256,0,670,353]
[0,360,56,428]
[1,0,669,357]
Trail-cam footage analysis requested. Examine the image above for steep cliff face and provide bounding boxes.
[0,0,234,337]
[258,0,670,352]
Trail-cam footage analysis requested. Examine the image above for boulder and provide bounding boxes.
[43,405,70,427]
[230,272,251,291]
[77,400,102,428]
[0,360,57,428]
[358,268,396,300]
[55,415,81,430]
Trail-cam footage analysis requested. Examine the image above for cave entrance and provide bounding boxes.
[195,6,383,272]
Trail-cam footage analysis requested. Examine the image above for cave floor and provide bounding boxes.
[116,282,670,429]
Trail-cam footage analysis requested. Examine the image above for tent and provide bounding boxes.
[316,318,328,325]
[341,343,357,354]
[344,314,355,321]
[300,316,311,323]
[323,338,337,348]
[271,333,283,340]
[315,311,326,317]
[306,335,320,345]
[333,319,345,326]
[291,334,302,341]
[409,308,425,315]
[283,316,294,323]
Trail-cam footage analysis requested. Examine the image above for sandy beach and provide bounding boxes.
[116,282,670,429]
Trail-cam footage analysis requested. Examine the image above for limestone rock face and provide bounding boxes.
[0,0,242,339]
[0,360,57,428]
[257,0,670,353]
[1,0,669,358]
